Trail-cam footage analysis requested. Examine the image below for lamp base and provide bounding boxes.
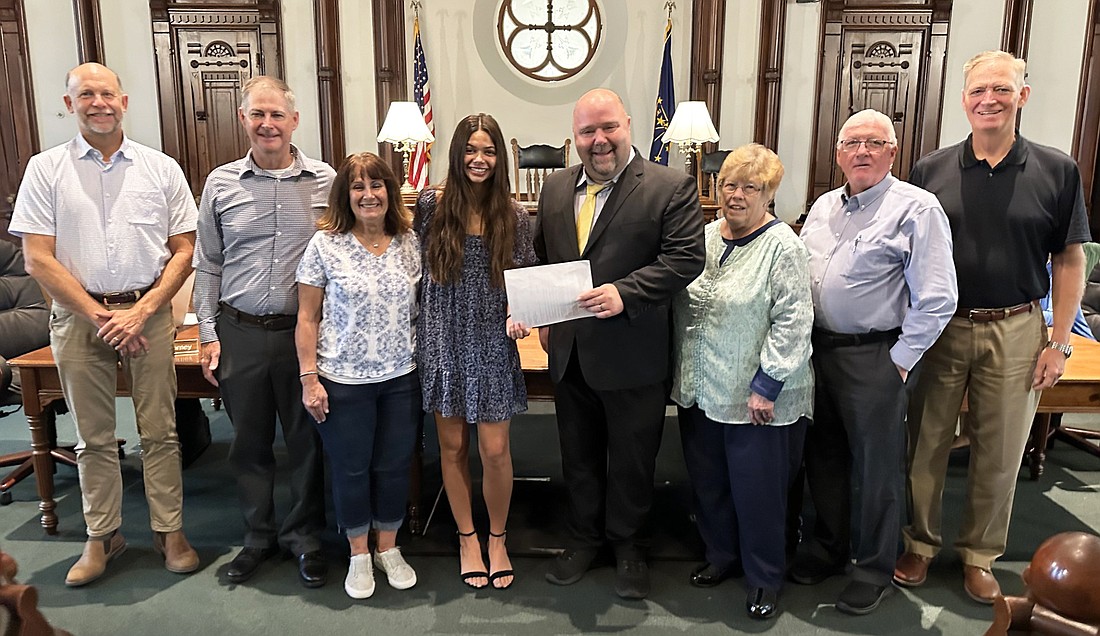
[401,181,417,195]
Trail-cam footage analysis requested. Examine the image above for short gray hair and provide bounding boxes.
[240,76,296,112]
[838,109,897,145]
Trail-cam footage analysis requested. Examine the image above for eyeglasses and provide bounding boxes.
[836,138,892,153]
[720,182,762,196]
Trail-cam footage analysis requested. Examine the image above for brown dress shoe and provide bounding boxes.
[153,530,200,574]
[963,565,1001,604]
[65,531,126,587]
[893,553,932,587]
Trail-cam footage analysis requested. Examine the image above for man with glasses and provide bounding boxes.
[895,51,1089,604]
[793,109,957,614]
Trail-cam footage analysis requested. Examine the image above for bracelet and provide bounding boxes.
[299,370,319,378]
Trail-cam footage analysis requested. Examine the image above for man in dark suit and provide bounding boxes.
[535,88,704,599]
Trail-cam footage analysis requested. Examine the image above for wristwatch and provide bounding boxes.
[1047,340,1073,358]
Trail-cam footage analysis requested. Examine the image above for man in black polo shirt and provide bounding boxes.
[894,50,1090,604]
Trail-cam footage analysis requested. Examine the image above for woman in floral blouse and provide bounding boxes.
[295,152,422,600]
[671,144,813,620]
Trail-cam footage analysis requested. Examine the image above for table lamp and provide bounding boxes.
[662,101,720,198]
[376,101,435,194]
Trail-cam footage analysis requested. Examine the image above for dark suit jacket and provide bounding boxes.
[533,150,704,391]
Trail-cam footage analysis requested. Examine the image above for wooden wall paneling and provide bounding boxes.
[314,0,345,166]
[806,1,952,210]
[1073,0,1100,239]
[149,0,283,196]
[371,0,407,176]
[72,0,104,63]
[754,0,786,150]
[690,0,725,156]
[1001,0,1034,59]
[0,0,39,243]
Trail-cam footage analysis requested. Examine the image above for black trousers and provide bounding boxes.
[216,314,325,556]
[553,349,667,559]
[803,339,912,586]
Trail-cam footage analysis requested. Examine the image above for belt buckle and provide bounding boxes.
[967,309,982,321]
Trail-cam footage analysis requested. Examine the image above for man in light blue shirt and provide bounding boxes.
[792,109,957,615]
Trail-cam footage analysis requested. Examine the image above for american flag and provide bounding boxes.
[409,15,433,191]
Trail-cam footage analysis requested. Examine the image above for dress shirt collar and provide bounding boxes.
[72,133,133,164]
[238,143,317,179]
[960,129,1029,169]
[575,147,637,190]
[841,173,895,212]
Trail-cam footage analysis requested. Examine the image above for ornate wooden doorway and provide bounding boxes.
[808,1,952,204]
[150,0,283,195]
[0,0,38,243]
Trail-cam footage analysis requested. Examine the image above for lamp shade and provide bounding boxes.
[661,101,719,145]
[376,101,435,144]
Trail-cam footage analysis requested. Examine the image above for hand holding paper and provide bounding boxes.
[504,261,597,328]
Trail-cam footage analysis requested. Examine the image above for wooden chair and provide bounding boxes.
[0,548,72,636]
[511,138,570,202]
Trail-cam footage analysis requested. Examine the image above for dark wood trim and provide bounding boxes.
[689,0,725,155]
[1001,0,1034,58]
[1073,0,1100,238]
[72,0,104,63]
[753,0,785,150]
[313,0,344,166]
[371,0,407,175]
[0,0,40,243]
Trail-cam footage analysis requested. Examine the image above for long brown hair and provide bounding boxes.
[426,113,514,287]
[319,152,411,236]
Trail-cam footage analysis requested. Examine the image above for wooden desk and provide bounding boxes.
[1028,334,1100,478]
[9,326,553,535]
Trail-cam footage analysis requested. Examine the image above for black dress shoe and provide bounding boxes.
[615,559,650,600]
[836,580,889,615]
[546,548,599,586]
[746,587,778,620]
[298,551,328,588]
[226,546,279,583]
[789,554,846,585]
[690,562,739,588]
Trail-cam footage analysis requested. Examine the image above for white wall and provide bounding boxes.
[774,2,821,221]
[24,0,79,149]
[101,0,161,149]
[1024,0,1090,152]
[938,0,1005,146]
[281,0,322,159]
[719,0,761,150]
[408,0,694,185]
[339,0,378,154]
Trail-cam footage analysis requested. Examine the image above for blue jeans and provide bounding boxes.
[316,371,421,536]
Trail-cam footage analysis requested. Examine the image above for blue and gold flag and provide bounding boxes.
[649,18,675,165]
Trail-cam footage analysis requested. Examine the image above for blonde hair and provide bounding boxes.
[240,76,297,112]
[717,143,785,197]
[963,51,1027,90]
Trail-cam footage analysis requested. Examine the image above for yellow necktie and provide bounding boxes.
[577,182,607,252]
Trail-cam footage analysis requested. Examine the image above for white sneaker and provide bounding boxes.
[344,554,375,599]
[374,547,417,590]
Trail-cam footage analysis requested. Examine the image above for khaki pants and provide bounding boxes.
[50,302,183,537]
[903,309,1043,569]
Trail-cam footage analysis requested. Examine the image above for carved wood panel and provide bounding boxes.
[150,1,282,196]
[0,0,38,244]
[808,2,951,206]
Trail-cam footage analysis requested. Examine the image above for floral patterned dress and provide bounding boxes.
[414,188,537,423]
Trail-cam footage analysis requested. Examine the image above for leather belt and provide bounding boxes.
[954,300,1038,323]
[88,286,152,305]
[811,327,902,349]
[219,302,296,331]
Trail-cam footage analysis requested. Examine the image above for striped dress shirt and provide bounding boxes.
[192,145,335,343]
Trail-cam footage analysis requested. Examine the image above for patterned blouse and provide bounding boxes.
[296,230,422,384]
[671,219,814,425]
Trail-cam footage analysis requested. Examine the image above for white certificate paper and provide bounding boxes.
[505,261,595,328]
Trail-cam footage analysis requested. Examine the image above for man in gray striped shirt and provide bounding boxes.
[192,76,334,588]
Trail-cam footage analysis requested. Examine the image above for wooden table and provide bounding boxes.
[9,326,553,535]
[1028,334,1100,478]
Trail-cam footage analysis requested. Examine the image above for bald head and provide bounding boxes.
[572,88,633,182]
[65,63,122,94]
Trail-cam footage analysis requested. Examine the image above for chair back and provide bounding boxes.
[511,138,570,202]
[700,149,731,200]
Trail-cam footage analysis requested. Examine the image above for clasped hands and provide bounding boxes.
[95,307,150,358]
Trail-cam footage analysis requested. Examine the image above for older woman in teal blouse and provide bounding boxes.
[671,143,813,620]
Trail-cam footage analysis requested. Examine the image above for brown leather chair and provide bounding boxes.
[510,138,570,202]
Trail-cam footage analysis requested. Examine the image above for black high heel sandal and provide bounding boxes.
[457,529,488,589]
[488,530,515,590]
